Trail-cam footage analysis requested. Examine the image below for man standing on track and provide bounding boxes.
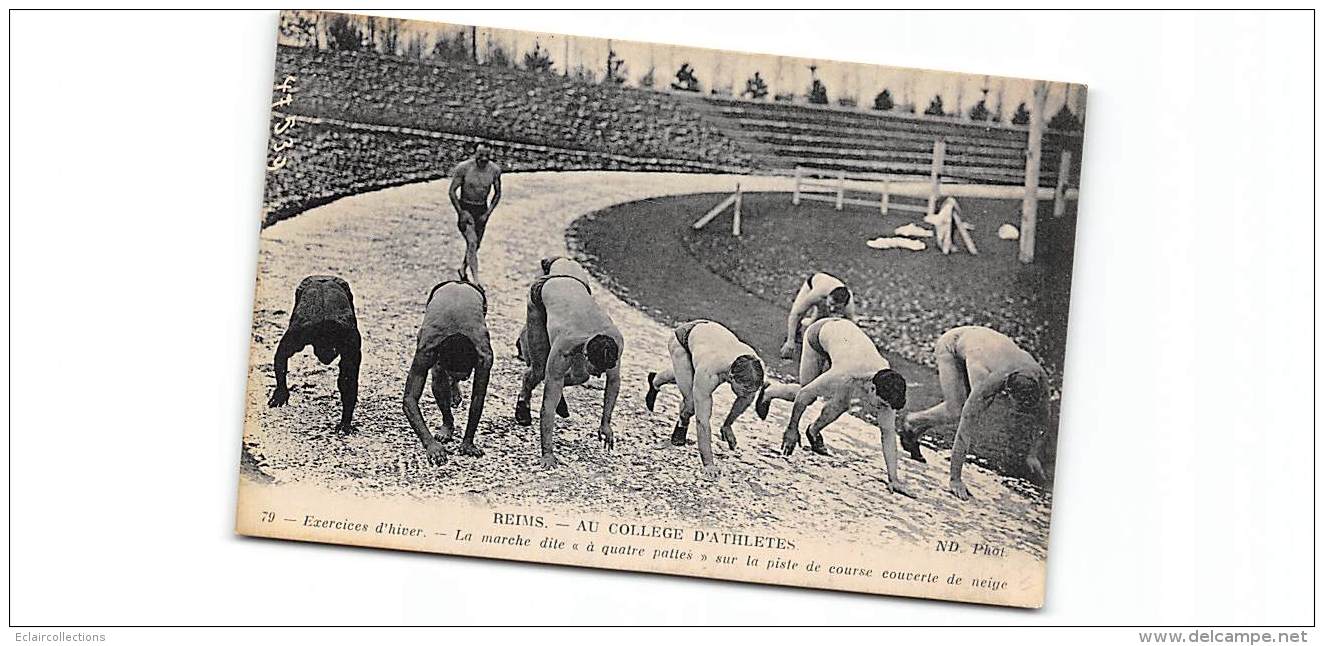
[448,144,502,287]
[515,273,624,469]
[402,279,494,466]
[268,275,361,435]
[902,325,1050,500]
[643,319,767,479]
[780,271,857,359]
[757,317,915,498]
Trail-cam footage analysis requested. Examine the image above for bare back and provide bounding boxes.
[417,282,489,356]
[540,278,619,347]
[812,318,888,376]
[687,322,757,375]
[943,326,1043,386]
[292,275,356,330]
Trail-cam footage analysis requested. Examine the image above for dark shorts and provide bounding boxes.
[803,317,836,357]
[540,255,567,275]
[457,200,489,237]
[673,319,712,356]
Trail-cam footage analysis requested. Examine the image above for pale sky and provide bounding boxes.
[282,11,1087,125]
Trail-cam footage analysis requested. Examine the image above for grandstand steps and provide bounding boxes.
[697,94,1083,187]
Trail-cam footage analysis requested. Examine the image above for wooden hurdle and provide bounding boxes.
[692,183,744,236]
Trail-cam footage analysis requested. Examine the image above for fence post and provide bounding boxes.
[927,138,946,215]
[792,166,802,206]
[1020,81,1048,264]
[732,183,743,236]
[1053,149,1073,218]
[880,180,890,216]
[835,170,846,211]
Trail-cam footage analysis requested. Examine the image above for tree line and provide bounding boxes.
[280,12,1084,131]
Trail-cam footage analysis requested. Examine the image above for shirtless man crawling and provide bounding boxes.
[515,256,594,412]
[448,144,502,286]
[902,325,1051,500]
[643,320,766,479]
[402,279,493,465]
[757,317,915,497]
[779,271,857,359]
[268,275,361,434]
[515,273,624,468]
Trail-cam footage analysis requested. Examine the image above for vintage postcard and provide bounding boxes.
[238,10,1086,608]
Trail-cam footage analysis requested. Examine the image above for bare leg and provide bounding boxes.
[516,290,550,426]
[335,344,360,434]
[761,335,827,419]
[645,368,675,412]
[430,366,457,442]
[804,397,848,455]
[667,338,695,446]
[904,340,969,460]
[517,363,543,427]
[460,224,481,285]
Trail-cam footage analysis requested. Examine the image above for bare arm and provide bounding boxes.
[462,357,491,450]
[485,170,502,215]
[268,331,303,407]
[402,353,447,465]
[719,389,755,434]
[448,168,464,211]
[948,378,999,498]
[539,350,568,465]
[784,293,815,349]
[598,365,620,450]
[691,372,719,469]
[877,406,915,497]
[335,332,361,431]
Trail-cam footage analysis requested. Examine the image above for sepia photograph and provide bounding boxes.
[236,9,1086,607]
[9,6,1317,637]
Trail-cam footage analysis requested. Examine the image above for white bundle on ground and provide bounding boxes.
[867,236,926,251]
[998,223,1020,240]
[894,223,934,238]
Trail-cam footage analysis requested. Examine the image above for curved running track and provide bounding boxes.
[243,171,1052,557]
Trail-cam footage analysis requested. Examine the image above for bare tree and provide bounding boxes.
[278,11,319,48]
[381,18,401,56]
[325,13,364,52]
[523,41,555,73]
[604,49,628,85]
